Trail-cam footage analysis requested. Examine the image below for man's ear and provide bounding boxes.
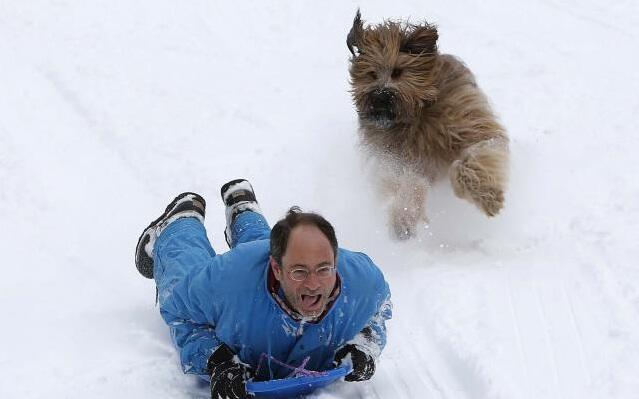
[270,256,283,281]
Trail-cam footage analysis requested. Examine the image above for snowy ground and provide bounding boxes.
[1,1,638,398]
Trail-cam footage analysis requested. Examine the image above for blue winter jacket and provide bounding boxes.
[153,212,392,381]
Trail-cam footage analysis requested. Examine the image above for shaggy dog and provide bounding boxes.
[347,10,509,239]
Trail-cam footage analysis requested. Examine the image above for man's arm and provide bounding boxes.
[151,217,258,398]
[335,285,393,381]
[161,309,222,375]
[352,293,393,358]
[163,313,250,399]
[152,219,234,374]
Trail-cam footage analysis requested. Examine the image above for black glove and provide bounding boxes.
[334,344,376,382]
[207,343,252,399]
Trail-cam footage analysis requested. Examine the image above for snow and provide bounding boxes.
[1,1,638,398]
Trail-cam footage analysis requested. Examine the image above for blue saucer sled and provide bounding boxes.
[246,366,352,398]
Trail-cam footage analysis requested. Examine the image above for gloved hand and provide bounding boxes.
[334,344,376,382]
[208,343,252,399]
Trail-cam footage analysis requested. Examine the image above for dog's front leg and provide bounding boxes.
[384,169,429,240]
[449,138,509,216]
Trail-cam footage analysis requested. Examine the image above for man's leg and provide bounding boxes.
[153,217,217,303]
[220,179,270,248]
[135,192,207,279]
[227,210,270,247]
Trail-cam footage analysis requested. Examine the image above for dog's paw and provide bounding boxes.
[476,188,504,217]
[389,205,426,240]
[392,217,415,240]
[450,158,505,217]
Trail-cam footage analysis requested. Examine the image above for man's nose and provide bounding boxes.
[304,273,321,290]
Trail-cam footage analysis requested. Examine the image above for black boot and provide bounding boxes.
[134,192,206,279]
[220,179,262,247]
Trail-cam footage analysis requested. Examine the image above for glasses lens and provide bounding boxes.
[316,266,335,278]
[290,269,308,281]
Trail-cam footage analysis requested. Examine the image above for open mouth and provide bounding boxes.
[301,294,322,310]
[362,110,396,129]
[372,116,395,129]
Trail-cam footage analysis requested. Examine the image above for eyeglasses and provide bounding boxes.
[288,265,336,282]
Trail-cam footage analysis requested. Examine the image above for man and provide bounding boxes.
[135,179,392,399]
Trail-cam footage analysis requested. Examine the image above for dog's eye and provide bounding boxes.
[368,71,377,80]
[391,68,403,79]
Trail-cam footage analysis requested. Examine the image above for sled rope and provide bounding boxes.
[255,353,327,378]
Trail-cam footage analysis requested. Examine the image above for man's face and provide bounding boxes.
[271,224,337,319]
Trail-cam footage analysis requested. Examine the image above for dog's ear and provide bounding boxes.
[401,24,438,55]
[347,9,364,56]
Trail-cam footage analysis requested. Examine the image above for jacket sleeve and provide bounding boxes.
[161,308,221,375]
[152,219,227,376]
[156,261,225,375]
[350,288,392,359]
[340,251,393,358]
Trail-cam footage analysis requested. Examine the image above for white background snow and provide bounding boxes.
[1,1,638,398]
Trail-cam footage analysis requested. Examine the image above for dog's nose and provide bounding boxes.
[371,88,394,109]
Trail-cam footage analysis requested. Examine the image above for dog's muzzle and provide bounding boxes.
[365,88,397,129]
